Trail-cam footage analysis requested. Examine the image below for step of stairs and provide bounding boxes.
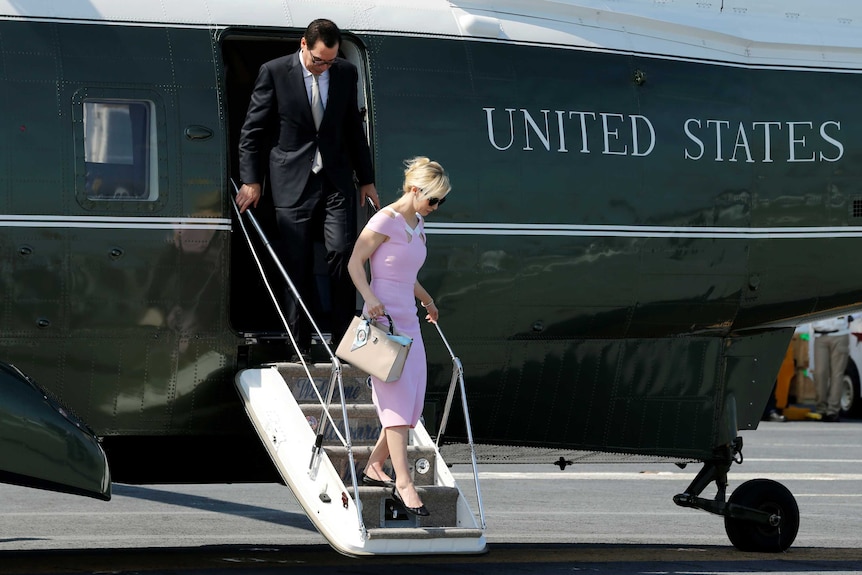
[299,403,382,445]
[275,362,374,404]
[243,363,484,549]
[365,527,485,541]
[238,360,484,554]
[348,485,459,529]
[326,445,437,487]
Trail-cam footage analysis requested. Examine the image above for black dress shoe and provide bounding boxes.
[361,472,395,488]
[392,487,430,517]
[823,413,841,422]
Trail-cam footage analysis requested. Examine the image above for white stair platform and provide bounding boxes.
[235,366,487,556]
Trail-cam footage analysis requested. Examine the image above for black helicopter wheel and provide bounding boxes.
[724,478,799,552]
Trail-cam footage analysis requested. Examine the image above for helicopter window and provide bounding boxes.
[82,100,158,201]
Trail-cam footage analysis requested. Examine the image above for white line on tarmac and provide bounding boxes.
[454,472,862,481]
[745,458,862,463]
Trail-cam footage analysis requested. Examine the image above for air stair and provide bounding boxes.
[230,181,486,555]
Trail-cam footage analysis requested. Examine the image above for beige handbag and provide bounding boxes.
[335,314,413,382]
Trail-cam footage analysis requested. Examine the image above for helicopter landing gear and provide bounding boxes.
[673,437,799,552]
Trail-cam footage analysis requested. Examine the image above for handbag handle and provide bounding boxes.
[363,312,396,335]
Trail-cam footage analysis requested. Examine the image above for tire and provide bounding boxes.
[840,363,862,418]
[724,479,799,552]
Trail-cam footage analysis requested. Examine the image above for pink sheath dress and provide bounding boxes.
[363,208,427,428]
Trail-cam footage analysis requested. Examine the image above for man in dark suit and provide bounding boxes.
[236,18,378,359]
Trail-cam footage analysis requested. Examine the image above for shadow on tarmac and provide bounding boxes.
[1,543,861,574]
[112,484,318,531]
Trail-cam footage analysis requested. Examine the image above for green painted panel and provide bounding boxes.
[0,20,235,443]
[426,325,791,458]
[2,334,239,436]
[722,328,794,440]
[58,25,176,85]
[4,84,64,215]
[2,233,67,334]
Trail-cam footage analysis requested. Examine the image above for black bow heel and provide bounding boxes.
[392,487,430,517]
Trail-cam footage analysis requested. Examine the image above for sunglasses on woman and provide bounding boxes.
[427,196,446,207]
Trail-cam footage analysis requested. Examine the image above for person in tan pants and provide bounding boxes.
[813,317,850,422]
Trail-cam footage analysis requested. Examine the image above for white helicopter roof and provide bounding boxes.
[1,0,860,69]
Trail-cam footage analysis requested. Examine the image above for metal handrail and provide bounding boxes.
[229,180,365,539]
[432,321,486,530]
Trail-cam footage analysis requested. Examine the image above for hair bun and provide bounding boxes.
[400,156,450,198]
[404,156,430,176]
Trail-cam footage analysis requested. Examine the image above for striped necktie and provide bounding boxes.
[311,74,324,174]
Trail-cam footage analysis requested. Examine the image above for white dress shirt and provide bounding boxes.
[301,51,329,108]
[812,316,849,336]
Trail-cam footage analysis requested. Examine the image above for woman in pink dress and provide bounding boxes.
[346,157,450,516]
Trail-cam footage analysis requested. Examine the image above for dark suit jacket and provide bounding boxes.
[238,52,374,208]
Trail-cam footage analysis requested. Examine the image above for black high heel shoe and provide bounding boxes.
[392,487,430,517]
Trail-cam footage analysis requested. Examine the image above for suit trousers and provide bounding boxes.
[813,333,849,416]
[273,171,357,350]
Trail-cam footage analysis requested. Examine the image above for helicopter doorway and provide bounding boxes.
[220,30,373,338]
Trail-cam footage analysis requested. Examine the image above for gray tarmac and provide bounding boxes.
[1,419,861,573]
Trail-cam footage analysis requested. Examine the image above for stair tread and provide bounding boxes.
[271,361,369,375]
[326,444,437,454]
[366,527,485,540]
[299,403,378,413]
[348,485,458,495]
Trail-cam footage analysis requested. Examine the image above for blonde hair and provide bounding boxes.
[402,157,450,199]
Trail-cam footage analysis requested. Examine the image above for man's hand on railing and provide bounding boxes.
[236,182,261,213]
